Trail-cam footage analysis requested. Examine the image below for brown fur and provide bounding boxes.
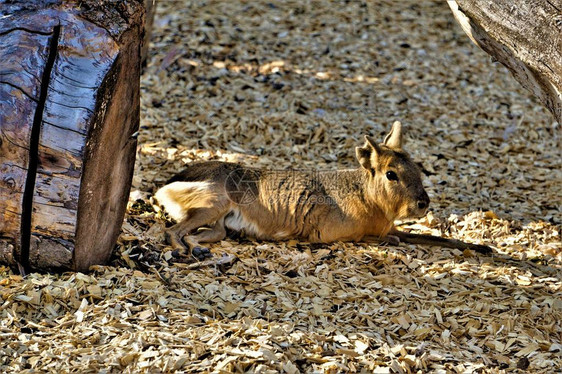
[154,122,491,257]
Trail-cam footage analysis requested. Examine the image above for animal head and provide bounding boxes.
[355,121,430,220]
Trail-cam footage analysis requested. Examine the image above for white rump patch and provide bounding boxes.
[154,181,213,221]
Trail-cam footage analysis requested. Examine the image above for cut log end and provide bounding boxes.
[0,1,144,272]
[449,0,562,125]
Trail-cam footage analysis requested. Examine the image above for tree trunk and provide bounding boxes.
[448,0,562,124]
[0,0,145,272]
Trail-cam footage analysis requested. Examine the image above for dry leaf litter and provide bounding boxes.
[1,0,561,373]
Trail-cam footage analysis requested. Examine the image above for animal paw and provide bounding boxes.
[384,235,401,246]
[191,246,212,260]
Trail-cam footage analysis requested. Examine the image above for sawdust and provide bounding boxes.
[1,0,561,373]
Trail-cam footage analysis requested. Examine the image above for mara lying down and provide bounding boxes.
[154,122,490,259]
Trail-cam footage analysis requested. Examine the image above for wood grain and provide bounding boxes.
[0,26,51,264]
[0,1,144,272]
[449,0,562,124]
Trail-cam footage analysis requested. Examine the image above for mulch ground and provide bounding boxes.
[1,1,561,373]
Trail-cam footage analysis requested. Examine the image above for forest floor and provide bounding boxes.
[1,0,561,373]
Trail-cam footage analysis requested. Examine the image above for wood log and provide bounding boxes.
[448,0,562,124]
[0,1,144,272]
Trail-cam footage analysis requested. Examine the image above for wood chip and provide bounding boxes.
[1,0,561,373]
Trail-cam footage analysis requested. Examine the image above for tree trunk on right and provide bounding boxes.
[448,0,562,124]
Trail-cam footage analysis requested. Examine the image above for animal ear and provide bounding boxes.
[383,121,403,149]
[356,135,381,170]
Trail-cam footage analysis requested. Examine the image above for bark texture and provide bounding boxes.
[0,0,145,272]
[449,0,562,124]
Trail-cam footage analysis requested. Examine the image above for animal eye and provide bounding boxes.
[386,171,398,181]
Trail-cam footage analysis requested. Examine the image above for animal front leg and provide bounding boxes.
[390,230,492,254]
[362,234,401,246]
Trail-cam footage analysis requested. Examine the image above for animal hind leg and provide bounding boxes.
[192,217,227,243]
[180,218,227,259]
[166,207,228,259]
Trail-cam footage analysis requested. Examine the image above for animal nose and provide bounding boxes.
[417,201,428,210]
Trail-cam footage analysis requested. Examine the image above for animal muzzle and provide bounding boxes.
[413,191,430,217]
